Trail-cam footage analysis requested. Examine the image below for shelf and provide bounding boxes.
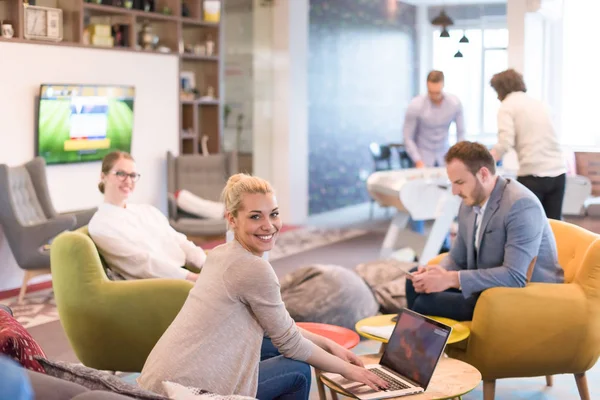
[0,0,222,156]
[181,99,220,105]
[198,99,220,105]
[83,3,179,22]
[181,54,219,61]
[181,17,219,27]
[0,36,179,55]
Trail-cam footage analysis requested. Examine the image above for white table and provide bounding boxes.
[367,168,460,264]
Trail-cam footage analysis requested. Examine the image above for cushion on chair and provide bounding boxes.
[36,357,168,400]
[175,189,225,220]
[169,218,228,237]
[175,154,230,202]
[0,308,47,373]
[8,166,48,226]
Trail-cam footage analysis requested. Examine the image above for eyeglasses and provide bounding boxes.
[111,170,141,182]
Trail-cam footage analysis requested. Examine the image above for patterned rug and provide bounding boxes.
[0,226,367,330]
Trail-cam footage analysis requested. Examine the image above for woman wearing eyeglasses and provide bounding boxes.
[88,151,206,282]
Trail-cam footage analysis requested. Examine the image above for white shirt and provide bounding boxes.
[458,199,488,290]
[88,203,206,280]
[473,199,489,252]
[493,91,566,177]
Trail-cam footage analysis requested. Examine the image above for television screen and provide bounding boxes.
[37,84,135,165]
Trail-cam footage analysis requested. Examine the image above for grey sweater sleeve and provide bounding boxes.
[224,256,314,361]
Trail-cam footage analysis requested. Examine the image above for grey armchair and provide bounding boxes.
[0,157,96,303]
[24,157,97,228]
[166,151,237,237]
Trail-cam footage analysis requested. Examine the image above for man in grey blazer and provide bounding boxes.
[406,141,564,321]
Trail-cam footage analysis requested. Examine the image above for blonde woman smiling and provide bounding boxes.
[139,174,387,399]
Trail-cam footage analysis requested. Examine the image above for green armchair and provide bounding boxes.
[50,227,193,372]
[431,220,600,400]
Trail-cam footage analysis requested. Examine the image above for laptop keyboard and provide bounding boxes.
[369,368,411,391]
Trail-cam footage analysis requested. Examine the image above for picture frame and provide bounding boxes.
[180,71,196,92]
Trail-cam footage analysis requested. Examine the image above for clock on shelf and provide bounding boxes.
[23,4,63,42]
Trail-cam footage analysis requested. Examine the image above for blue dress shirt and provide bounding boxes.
[403,93,465,167]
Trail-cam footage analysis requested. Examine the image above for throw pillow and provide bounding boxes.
[175,190,225,220]
[162,381,256,400]
[0,308,46,373]
[35,357,167,400]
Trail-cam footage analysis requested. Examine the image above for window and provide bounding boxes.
[432,27,508,145]
[560,1,600,148]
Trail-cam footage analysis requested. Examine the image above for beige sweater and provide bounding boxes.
[493,91,566,177]
[137,240,314,397]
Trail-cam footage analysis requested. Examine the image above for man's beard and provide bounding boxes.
[471,180,487,206]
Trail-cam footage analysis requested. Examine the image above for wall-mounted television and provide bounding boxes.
[36,84,135,165]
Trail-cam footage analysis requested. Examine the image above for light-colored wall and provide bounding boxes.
[253,0,309,225]
[223,0,255,153]
[0,41,179,291]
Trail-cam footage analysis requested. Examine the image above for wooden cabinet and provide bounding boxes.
[0,0,221,155]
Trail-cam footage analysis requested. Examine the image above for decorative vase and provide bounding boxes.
[138,22,158,50]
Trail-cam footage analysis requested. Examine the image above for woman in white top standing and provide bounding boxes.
[489,69,567,220]
[88,151,205,282]
[138,174,387,399]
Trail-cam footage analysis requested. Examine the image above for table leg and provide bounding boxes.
[330,389,339,400]
[380,212,410,258]
[417,194,460,265]
[315,368,327,400]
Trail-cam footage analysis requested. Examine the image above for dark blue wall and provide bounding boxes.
[308,0,418,215]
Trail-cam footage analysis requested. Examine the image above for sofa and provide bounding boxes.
[26,369,134,400]
[0,304,144,399]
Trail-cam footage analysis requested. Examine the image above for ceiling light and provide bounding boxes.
[459,34,469,43]
[454,50,463,58]
[440,28,450,38]
[431,10,454,27]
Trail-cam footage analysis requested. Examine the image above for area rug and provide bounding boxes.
[0,226,367,330]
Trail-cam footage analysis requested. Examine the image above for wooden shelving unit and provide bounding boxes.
[0,0,221,155]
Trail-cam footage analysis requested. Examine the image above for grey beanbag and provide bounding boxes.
[281,264,379,330]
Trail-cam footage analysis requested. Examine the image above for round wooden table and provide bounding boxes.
[355,314,470,345]
[321,353,481,400]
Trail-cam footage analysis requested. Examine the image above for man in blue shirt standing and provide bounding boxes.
[403,70,465,168]
[403,70,465,237]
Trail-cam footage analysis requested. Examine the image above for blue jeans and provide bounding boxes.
[405,267,479,321]
[257,337,312,400]
[0,356,33,400]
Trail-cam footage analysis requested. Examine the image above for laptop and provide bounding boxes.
[322,309,452,399]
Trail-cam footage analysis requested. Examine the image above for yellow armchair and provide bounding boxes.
[434,219,600,400]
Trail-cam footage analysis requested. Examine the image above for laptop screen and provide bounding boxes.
[380,309,451,389]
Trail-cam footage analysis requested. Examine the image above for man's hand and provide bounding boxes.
[186,272,199,282]
[415,160,425,168]
[408,265,459,294]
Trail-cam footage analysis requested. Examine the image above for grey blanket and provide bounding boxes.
[280,264,379,330]
[354,259,417,314]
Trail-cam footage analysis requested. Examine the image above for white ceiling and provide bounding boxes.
[402,0,506,5]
